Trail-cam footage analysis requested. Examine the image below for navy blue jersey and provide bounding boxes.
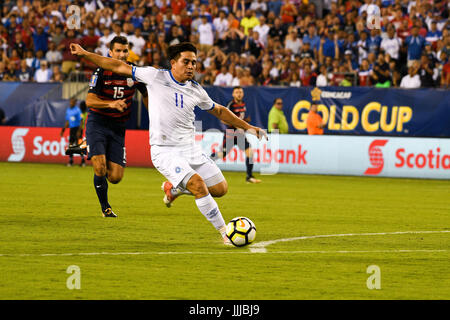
[87,65,147,122]
[225,100,246,129]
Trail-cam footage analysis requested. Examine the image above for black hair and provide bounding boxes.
[233,86,243,92]
[167,42,197,62]
[109,36,128,50]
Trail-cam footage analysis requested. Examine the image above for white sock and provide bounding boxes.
[195,194,226,234]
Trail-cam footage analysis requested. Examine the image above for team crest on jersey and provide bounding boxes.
[89,74,98,87]
[127,78,134,87]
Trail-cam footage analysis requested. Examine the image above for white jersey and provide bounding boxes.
[132,66,215,146]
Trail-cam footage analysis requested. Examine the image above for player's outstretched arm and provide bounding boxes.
[208,104,268,140]
[70,43,132,77]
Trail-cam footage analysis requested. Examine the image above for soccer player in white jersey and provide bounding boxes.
[70,42,267,245]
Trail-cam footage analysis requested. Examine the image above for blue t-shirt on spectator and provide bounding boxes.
[268,0,283,16]
[32,32,49,52]
[65,106,82,129]
[367,35,381,54]
[405,35,426,60]
[322,38,338,58]
[303,34,321,52]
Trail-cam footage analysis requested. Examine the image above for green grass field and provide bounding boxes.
[0,162,449,299]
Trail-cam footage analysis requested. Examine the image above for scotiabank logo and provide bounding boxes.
[364,139,388,175]
[395,148,450,169]
[8,128,29,162]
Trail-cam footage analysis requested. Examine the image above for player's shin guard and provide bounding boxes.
[94,174,110,211]
[195,193,226,234]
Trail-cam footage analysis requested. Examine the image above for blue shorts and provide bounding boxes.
[85,112,126,167]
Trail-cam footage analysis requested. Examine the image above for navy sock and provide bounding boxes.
[94,174,109,211]
[245,156,253,179]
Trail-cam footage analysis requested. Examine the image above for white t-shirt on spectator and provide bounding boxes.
[128,35,146,56]
[34,68,52,83]
[400,74,421,88]
[214,72,233,86]
[253,24,270,46]
[380,37,402,60]
[316,74,328,87]
[213,17,229,39]
[198,22,214,46]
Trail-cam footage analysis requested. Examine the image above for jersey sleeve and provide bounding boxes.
[88,68,103,95]
[132,66,158,85]
[196,86,215,111]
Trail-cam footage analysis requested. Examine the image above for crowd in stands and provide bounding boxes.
[0,0,449,88]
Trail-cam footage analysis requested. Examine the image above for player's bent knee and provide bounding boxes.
[209,181,228,197]
[107,175,122,184]
[186,174,209,198]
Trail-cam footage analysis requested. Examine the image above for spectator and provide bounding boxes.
[12,33,26,59]
[290,72,301,87]
[213,10,229,44]
[268,17,287,42]
[3,61,18,81]
[50,65,63,83]
[245,30,264,59]
[358,59,372,87]
[400,65,421,88]
[253,15,270,47]
[268,0,283,17]
[285,26,302,55]
[34,60,52,82]
[426,21,442,48]
[45,42,62,68]
[16,59,33,82]
[371,52,391,87]
[380,25,402,62]
[316,64,328,87]
[197,15,214,53]
[223,28,245,54]
[405,25,426,67]
[417,54,435,87]
[302,23,321,55]
[50,25,65,47]
[306,102,325,135]
[300,63,317,86]
[59,29,79,75]
[213,65,233,86]
[268,98,289,133]
[240,9,260,36]
[32,25,49,53]
[280,0,298,25]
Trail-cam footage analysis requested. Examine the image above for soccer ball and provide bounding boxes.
[226,217,256,247]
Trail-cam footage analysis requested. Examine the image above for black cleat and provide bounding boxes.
[65,139,87,156]
[102,208,117,218]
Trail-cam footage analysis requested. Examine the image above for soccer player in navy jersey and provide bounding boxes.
[84,36,148,217]
[211,86,261,183]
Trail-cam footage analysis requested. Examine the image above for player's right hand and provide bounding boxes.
[70,43,87,57]
[110,99,127,112]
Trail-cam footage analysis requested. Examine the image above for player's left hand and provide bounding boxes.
[247,126,268,141]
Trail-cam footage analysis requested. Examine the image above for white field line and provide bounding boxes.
[0,230,448,257]
[248,230,450,253]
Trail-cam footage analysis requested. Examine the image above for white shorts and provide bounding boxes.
[151,144,225,188]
